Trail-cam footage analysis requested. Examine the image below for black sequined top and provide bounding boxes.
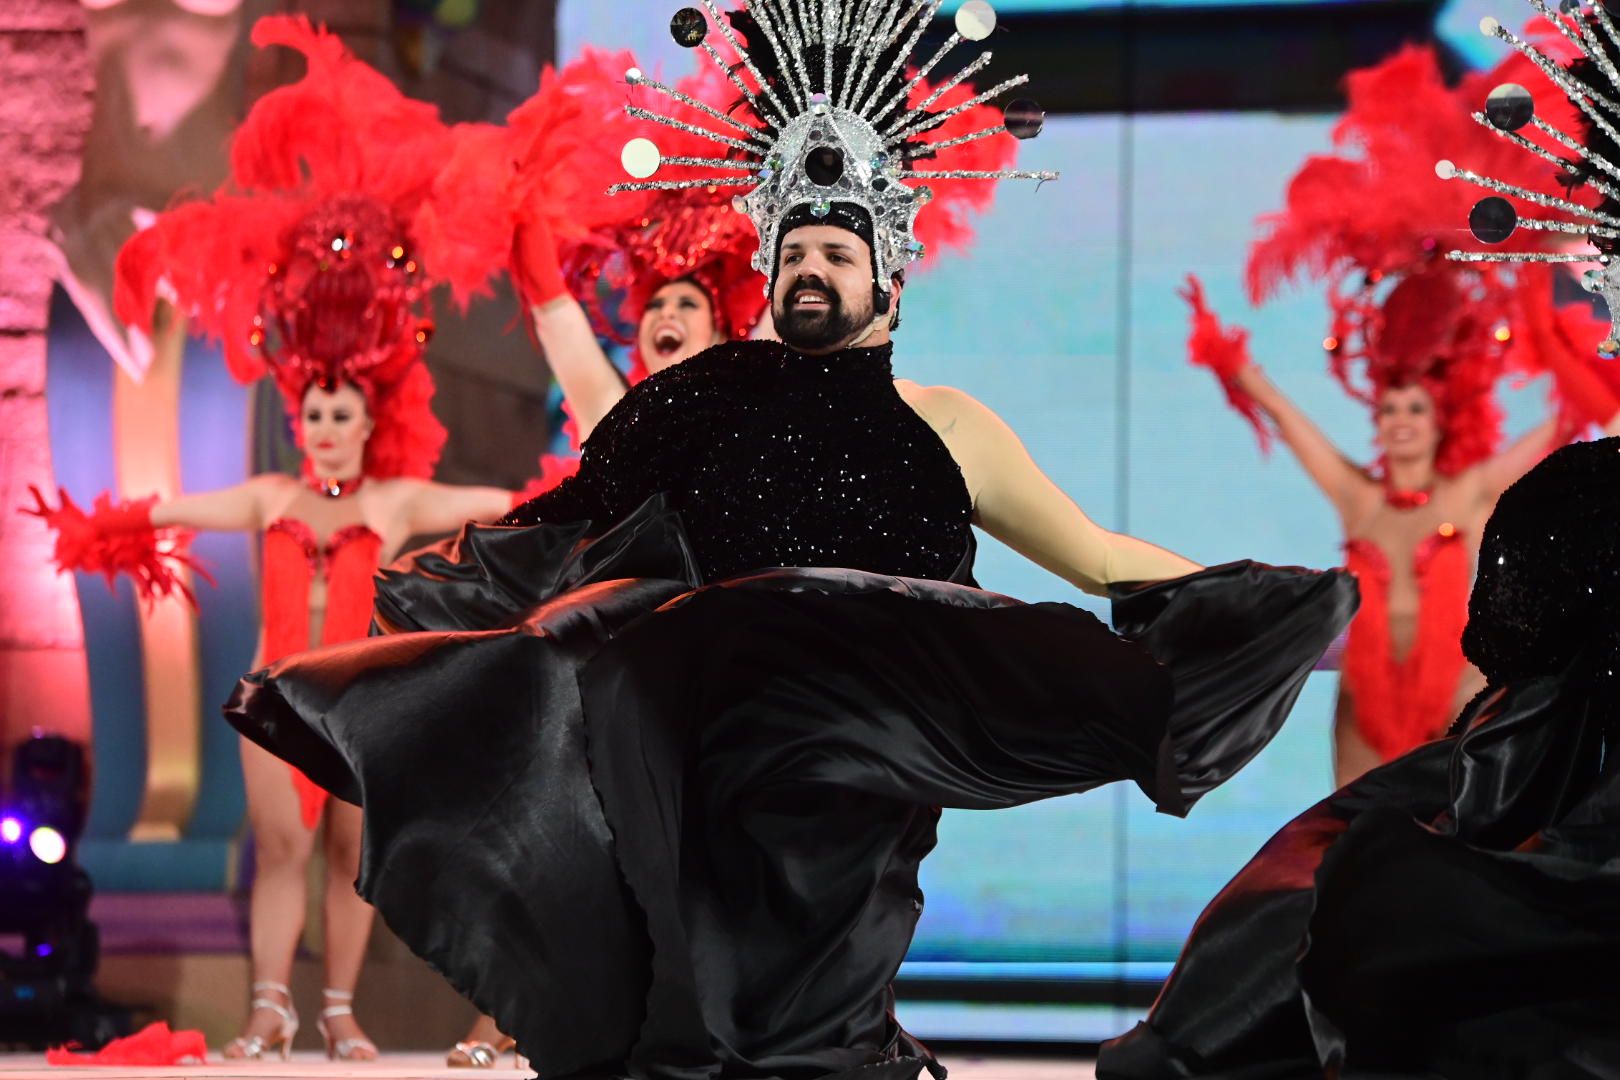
[1464,436,1620,686]
[504,340,974,582]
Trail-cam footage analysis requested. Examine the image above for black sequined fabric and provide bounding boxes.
[503,339,974,583]
[1465,436,1620,686]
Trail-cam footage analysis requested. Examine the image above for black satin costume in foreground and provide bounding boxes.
[1099,438,1620,1080]
[226,341,1356,1080]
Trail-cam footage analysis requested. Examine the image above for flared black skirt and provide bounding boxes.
[1098,650,1620,1079]
[226,494,1356,1080]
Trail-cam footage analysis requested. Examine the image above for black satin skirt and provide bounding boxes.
[225,494,1356,1080]
[1097,652,1620,1080]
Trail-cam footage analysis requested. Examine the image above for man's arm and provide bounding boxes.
[909,385,1201,595]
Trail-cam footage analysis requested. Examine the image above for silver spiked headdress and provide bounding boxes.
[1439,3,1620,356]
[609,0,1057,299]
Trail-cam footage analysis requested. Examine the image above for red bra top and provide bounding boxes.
[261,517,383,663]
[1341,526,1472,761]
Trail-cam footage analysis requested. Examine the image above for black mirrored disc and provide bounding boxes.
[1469,196,1518,244]
[1004,99,1045,140]
[1484,83,1534,132]
[805,146,845,186]
[670,7,706,47]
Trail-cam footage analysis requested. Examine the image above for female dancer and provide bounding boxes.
[1098,435,1620,1078]
[1182,44,1619,786]
[30,17,576,1059]
[1102,14,1620,1072]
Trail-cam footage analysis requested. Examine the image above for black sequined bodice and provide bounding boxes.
[1463,436,1620,686]
[505,340,974,582]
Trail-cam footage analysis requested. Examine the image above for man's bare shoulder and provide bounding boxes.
[894,380,987,439]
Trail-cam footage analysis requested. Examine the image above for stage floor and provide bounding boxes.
[0,1053,1092,1079]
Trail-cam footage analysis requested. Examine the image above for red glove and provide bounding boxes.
[512,218,569,309]
[1181,274,1254,379]
[24,486,210,607]
[1179,275,1272,454]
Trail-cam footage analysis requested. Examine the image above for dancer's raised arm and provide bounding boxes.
[1182,276,1368,517]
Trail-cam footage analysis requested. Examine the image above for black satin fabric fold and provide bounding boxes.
[1098,649,1620,1080]
[1112,561,1359,816]
[226,496,1353,1080]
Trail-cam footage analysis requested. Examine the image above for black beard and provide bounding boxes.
[774,276,872,351]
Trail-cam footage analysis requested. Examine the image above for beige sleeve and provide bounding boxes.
[925,387,1202,596]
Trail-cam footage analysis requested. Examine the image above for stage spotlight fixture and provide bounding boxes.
[0,733,122,1048]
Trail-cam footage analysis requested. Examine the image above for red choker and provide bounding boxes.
[1383,483,1431,511]
[310,474,364,499]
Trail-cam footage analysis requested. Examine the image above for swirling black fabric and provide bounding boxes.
[225,341,1355,1080]
[1097,439,1620,1080]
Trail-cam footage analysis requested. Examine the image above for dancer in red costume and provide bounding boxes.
[1181,42,1620,787]
[27,17,596,1061]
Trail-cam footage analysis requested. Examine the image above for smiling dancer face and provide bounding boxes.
[1373,383,1442,470]
[636,277,723,373]
[299,380,373,481]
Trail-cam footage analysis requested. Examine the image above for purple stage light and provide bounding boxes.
[0,816,21,844]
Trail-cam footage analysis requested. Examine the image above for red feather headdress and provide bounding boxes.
[1243,33,1590,473]
[115,16,555,480]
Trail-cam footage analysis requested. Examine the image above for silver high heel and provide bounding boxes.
[449,1036,519,1068]
[317,987,379,1061]
[223,980,298,1060]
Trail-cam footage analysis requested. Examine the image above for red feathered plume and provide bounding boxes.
[521,56,767,377]
[1239,32,1591,473]
[113,15,530,480]
[48,1022,208,1066]
[906,78,1021,262]
[1508,263,1620,434]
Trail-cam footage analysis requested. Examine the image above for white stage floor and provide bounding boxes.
[0,1053,1093,1079]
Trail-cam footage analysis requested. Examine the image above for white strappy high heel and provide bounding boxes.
[317,987,379,1061]
[223,980,298,1060]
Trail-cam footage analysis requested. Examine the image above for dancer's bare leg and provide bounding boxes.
[227,737,314,1056]
[1332,685,1382,789]
[319,799,378,1059]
